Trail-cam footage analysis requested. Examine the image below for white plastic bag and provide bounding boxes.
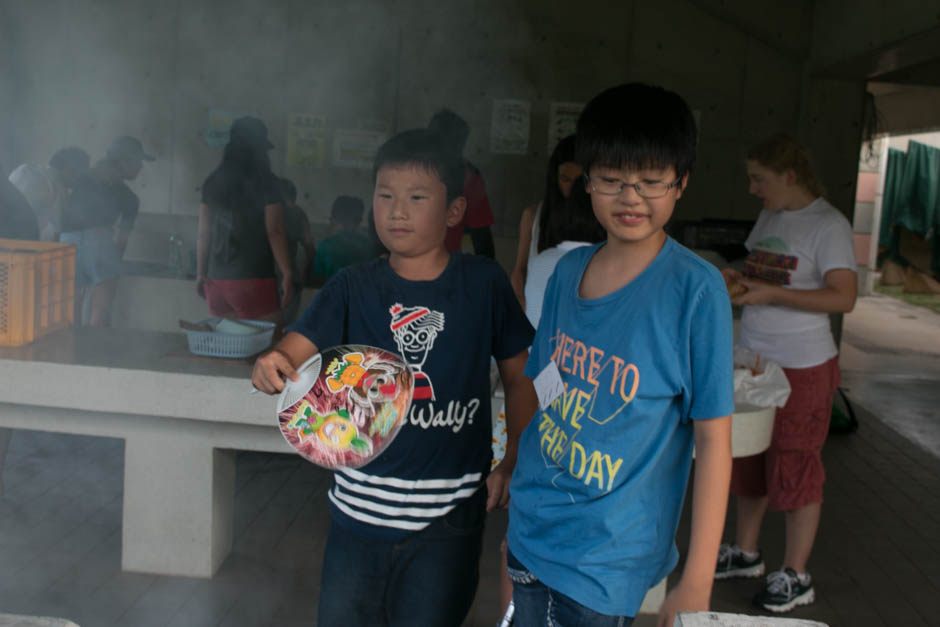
[733,347,791,408]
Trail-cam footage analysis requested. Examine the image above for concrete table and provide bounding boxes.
[0,327,289,578]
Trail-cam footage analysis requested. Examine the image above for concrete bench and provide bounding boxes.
[0,614,80,626]
[0,327,288,578]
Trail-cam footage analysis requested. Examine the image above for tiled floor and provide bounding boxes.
[1,293,939,626]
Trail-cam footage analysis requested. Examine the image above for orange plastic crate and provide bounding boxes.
[0,238,76,346]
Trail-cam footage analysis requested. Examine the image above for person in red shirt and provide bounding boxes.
[429,109,495,258]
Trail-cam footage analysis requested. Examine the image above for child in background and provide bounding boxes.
[716,133,857,613]
[251,128,538,627]
[509,134,584,310]
[429,108,496,258]
[506,83,735,626]
[277,178,315,324]
[312,195,374,282]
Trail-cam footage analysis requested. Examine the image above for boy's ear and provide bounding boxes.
[446,196,467,228]
[674,172,690,200]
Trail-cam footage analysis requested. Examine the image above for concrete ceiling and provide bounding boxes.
[816,24,940,85]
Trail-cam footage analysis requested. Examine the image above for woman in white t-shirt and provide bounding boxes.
[716,133,858,614]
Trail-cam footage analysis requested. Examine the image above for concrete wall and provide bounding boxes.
[0,2,23,174]
[2,0,820,270]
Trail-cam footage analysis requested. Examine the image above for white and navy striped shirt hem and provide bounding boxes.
[328,467,483,532]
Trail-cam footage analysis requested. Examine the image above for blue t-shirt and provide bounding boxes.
[507,238,734,617]
[290,254,534,540]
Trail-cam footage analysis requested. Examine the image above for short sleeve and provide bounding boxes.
[200,173,217,206]
[688,282,735,420]
[744,211,767,251]
[261,174,283,207]
[490,264,535,361]
[118,188,139,228]
[815,216,857,276]
[287,270,349,350]
[524,268,560,380]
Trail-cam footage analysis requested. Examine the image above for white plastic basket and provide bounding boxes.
[183,318,276,358]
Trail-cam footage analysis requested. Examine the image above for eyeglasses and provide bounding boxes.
[584,173,682,199]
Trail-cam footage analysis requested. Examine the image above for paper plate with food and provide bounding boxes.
[276,345,414,469]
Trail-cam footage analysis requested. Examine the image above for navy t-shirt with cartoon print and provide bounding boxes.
[289,253,534,539]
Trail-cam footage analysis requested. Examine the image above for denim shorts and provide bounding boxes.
[60,228,124,286]
[317,488,486,627]
[507,549,634,627]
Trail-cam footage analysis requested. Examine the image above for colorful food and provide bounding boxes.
[278,345,414,469]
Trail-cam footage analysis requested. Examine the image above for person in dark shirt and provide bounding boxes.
[428,109,496,258]
[312,195,374,283]
[196,117,292,323]
[8,147,90,241]
[0,176,40,240]
[251,128,537,627]
[277,177,315,324]
[60,136,154,327]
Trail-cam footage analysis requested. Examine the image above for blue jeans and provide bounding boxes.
[317,488,486,627]
[507,550,634,627]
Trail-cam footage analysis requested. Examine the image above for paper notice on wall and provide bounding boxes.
[490,100,531,155]
[287,113,327,168]
[205,109,253,147]
[548,102,583,151]
[332,129,388,169]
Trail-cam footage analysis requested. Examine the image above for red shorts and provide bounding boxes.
[730,356,840,511]
[203,278,279,319]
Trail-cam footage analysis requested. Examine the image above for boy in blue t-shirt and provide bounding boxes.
[251,128,537,627]
[506,83,735,626]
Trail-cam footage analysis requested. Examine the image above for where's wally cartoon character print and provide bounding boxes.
[388,303,444,401]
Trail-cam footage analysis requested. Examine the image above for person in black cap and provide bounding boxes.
[60,135,154,327]
[196,116,293,323]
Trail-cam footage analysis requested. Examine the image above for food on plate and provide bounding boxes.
[726,278,748,299]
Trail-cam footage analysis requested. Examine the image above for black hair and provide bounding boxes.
[428,109,470,155]
[49,146,90,172]
[372,128,465,203]
[331,195,365,226]
[540,174,606,251]
[536,135,578,252]
[278,177,297,202]
[203,132,275,212]
[576,83,696,179]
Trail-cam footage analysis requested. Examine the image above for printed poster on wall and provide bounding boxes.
[333,129,388,169]
[287,113,327,168]
[205,109,254,147]
[490,99,531,155]
[548,102,584,151]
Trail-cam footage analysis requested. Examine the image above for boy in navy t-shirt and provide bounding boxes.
[506,83,735,626]
[252,128,537,626]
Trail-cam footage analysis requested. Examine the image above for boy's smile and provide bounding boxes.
[587,165,686,247]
